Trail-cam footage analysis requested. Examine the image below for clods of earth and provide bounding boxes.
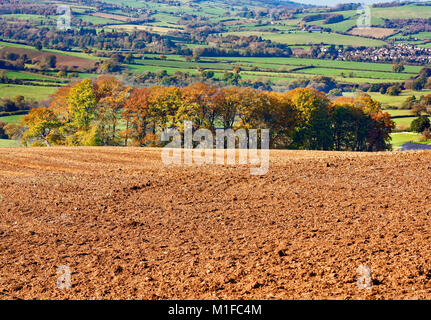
[1,147,431,299]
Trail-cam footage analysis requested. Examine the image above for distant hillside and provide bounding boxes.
[184,0,315,9]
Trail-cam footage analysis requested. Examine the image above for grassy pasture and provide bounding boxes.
[0,84,57,100]
[210,56,421,73]
[0,14,52,22]
[127,53,421,85]
[0,139,21,148]
[222,30,387,47]
[0,41,100,61]
[344,90,431,108]
[391,132,423,147]
[76,14,119,25]
[91,12,136,22]
[5,71,57,81]
[105,24,182,33]
[371,5,431,19]
[0,114,25,125]
[392,117,417,128]
[299,67,413,80]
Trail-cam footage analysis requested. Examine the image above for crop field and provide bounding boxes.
[349,27,396,39]
[0,47,97,71]
[2,0,431,304]
[1,148,431,299]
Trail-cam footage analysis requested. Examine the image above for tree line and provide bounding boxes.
[20,77,395,151]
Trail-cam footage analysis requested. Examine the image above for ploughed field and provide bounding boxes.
[1,148,431,299]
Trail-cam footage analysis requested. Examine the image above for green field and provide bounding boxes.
[213,56,421,73]
[391,132,424,148]
[76,14,119,25]
[5,71,57,81]
[126,54,421,85]
[222,30,387,47]
[0,116,24,148]
[0,114,25,124]
[0,84,57,100]
[372,5,431,19]
[0,0,430,137]
[0,41,100,61]
[0,139,21,148]
[344,90,431,109]
[1,14,51,21]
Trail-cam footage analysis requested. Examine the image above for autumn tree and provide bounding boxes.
[331,103,369,151]
[21,107,61,146]
[148,86,183,132]
[286,88,333,150]
[93,76,130,145]
[411,115,431,133]
[353,94,382,114]
[180,83,219,131]
[21,80,396,151]
[223,87,293,147]
[66,79,97,131]
[49,85,72,121]
[392,63,405,73]
[3,123,25,141]
[333,95,394,151]
[61,79,100,145]
[366,111,395,151]
[247,91,297,148]
[122,87,152,146]
[216,87,242,129]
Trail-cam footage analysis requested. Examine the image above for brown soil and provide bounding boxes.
[1,147,431,300]
[0,47,97,71]
[349,27,395,39]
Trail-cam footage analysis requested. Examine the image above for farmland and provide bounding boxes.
[2,148,431,299]
[391,132,423,147]
[0,114,24,124]
[0,139,21,147]
[0,84,58,100]
[0,1,429,98]
[221,30,387,47]
[0,0,430,148]
[3,0,431,303]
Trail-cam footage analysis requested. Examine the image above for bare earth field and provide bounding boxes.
[0,48,97,71]
[349,27,396,39]
[1,147,431,300]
